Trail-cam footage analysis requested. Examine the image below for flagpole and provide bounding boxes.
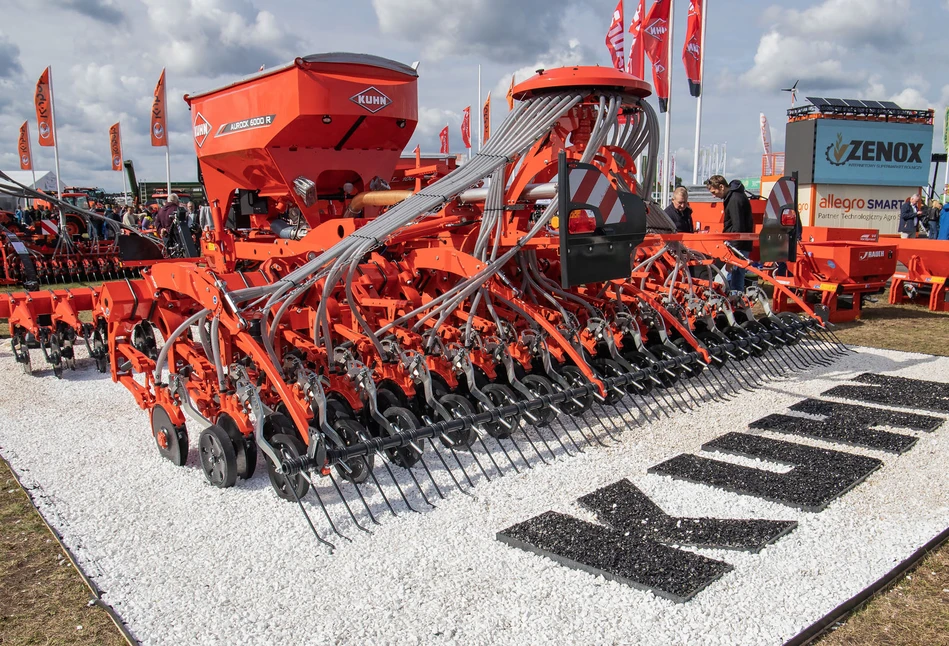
[47,66,63,201]
[26,123,37,193]
[692,0,708,185]
[661,0,675,207]
[477,64,482,153]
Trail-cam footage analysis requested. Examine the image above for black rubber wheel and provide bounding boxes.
[151,404,188,466]
[696,331,729,367]
[556,366,594,415]
[218,413,257,480]
[92,321,109,373]
[266,433,310,501]
[332,418,374,483]
[325,398,353,423]
[520,374,559,425]
[777,313,805,345]
[199,424,238,488]
[621,350,657,394]
[437,393,478,448]
[382,406,424,468]
[480,383,520,439]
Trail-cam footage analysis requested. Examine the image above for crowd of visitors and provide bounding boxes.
[900,194,947,240]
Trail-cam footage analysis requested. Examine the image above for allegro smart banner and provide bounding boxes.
[813,120,932,187]
[802,184,911,234]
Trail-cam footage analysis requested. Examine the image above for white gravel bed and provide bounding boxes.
[1,344,947,646]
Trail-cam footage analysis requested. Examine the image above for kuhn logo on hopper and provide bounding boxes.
[858,250,886,261]
[350,87,392,113]
[193,113,211,147]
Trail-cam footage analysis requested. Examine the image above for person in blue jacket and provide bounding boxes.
[939,201,949,240]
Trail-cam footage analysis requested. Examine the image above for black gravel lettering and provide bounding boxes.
[750,413,917,453]
[822,373,949,414]
[790,399,942,432]
[497,511,732,603]
[649,433,883,512]
[578,479,796,552]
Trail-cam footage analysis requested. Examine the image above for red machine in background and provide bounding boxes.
[889,238,949,312]
[1,54,845,547]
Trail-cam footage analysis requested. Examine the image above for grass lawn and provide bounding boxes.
[0,288,947,645]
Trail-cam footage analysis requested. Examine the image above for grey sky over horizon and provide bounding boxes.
[1,0,946,192]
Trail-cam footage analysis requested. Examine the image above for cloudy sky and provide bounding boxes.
[1,0,946,192]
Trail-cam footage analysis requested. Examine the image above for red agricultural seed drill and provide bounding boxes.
[1,54,847,547]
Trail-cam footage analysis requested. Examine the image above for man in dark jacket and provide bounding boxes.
[899,195,920,238]
[664,187,694,233]
[155,193,179,239]
[707,175,754,292]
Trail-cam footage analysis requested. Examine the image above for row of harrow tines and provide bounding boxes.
[99,89,848,550]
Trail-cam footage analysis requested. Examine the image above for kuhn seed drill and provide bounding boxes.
[1,54,848,547]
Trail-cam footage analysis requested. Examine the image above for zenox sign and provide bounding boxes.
[813,120,933,187]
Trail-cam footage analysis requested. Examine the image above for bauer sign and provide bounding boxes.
[813,120,932,186]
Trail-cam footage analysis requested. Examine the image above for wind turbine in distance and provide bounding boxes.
[782,80,799,107]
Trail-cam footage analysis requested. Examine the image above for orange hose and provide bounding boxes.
[346,190,413,216]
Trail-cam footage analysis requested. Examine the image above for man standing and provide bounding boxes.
[155,193,179,240]
[664,187,694,233]
[899,195,920,238]
[706,175,754,293]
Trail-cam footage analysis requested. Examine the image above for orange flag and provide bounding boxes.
[482,92,491,144]
[109,123,123,171]
[18,122,32,171]
[151,68,167,147]
[506,75,515,110]
[34,67,55,147]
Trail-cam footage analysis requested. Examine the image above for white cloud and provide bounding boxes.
[373,0,580,64]
[141,0,296,76]
[761,0,909,45]
[741,31,860,91]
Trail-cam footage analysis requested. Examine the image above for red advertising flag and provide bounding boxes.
[506,75,515,110]
[461,106,471,149]
[18,121,32,171]
[482,92,491,144]
[627,0,646,78]
[682,0,703,97]
[605,0,625,71]
[34,67,55,147]
[439,125,449,154]
[151,68,167,147]
[643,0,671,112]
[109,123,123,171]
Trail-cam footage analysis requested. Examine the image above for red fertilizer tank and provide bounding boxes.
[184,53,419,228]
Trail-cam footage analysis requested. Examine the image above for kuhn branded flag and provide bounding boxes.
[461,106,471,149]
[760,113,772,155]
[439,125,449,154]
[627,0,646,78]
[643,0,671,112]
[18,122,32,171]
[605,0,625,71]
[109,123,123,171]
[34,67,55,147]
[482,92,491,144]
[507,75,516,110]
[151,68,167,147]
[682,0,703,97]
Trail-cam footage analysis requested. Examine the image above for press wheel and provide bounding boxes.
[266,433,310,501]
[480,383,521,439]
[520,374,559,425]
[332,418,374,483]
[199,425,238,488]
[437,393,478,448]
[382,406,424,468]
[217,413,257,480]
